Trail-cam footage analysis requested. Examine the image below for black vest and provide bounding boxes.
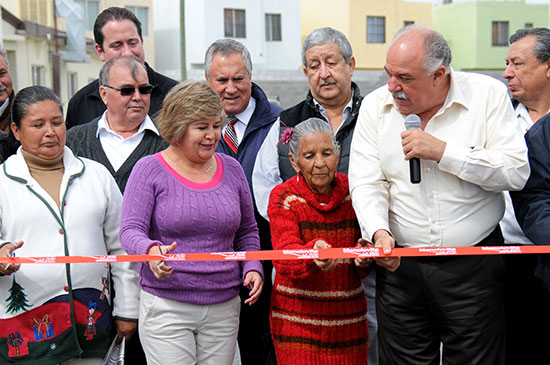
[277,82,363,181]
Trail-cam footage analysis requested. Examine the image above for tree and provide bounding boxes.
[6,276,32,314]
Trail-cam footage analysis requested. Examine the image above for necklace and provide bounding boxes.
[163,151,215,176]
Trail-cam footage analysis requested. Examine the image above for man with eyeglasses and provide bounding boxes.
[66,55,163,365]
[66,7,177,129]
[66,56,168,193]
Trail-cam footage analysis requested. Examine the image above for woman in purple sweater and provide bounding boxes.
[120,81,263,365]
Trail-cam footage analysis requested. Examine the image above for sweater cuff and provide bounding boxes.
[113,316,138,322]
[145,241,164,255]
[242,260,264,281]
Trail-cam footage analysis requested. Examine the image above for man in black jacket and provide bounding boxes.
[66,7,177,129]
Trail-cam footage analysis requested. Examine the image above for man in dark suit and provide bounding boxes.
[66,7,177,129]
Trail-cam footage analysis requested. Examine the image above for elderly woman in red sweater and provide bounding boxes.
[267,117,371,364]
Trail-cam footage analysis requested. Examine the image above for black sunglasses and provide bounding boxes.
[104,84,154,96]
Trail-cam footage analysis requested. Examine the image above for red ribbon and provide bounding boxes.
[0,245,548,264]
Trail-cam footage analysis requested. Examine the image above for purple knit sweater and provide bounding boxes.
[120,152,263,305]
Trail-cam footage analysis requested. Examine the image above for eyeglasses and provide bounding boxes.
[103,84,154,96]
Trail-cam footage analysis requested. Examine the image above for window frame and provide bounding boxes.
[265,13,282,42]
[224,8,246,38]
[367,16,386,44]
[492,21,509,47]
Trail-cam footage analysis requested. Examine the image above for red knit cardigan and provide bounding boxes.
[267,172,369,365]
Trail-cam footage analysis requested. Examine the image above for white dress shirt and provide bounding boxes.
[500,103,536,244]
[349,70,529,247]
[224,97,256,144]
[97,111,160,171]
[0,97,9,116]
[252,96,353,220]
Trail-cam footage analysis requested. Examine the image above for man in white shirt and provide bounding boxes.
[501,27,550,364]
[66,56,168,192]
[349,25,529,364]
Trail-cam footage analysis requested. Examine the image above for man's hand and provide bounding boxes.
[401,129,446,163]
[114,319,137,344]
[373,230,400,272]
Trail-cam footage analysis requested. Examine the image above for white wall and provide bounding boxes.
[153,0,301,80]
[152,0,182,80]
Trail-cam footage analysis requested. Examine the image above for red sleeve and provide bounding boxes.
[268,185,321,279]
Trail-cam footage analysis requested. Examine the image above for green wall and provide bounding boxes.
[433,1,549,70]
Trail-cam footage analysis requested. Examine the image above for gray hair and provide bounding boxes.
[302,27,353,67]
[99,56,146,86]
[394,25,452,76]
[510,28,550,63]
[0,46,8,67]
[288,118,339,160]
[204,39,252,78]
[12,86,62,128]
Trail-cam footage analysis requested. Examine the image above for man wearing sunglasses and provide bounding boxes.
[66,7,177,130]
[66,56,168,194]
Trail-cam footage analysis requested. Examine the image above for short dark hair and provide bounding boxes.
[510,28,550,63]
[12,86,62,128]
[94,7,142,50]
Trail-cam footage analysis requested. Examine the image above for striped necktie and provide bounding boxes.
[224,116,239,154]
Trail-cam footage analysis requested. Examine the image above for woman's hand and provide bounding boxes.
[313,240,338,271]
[354,238,374,268]
[0,241,23,276]
[243,271,263,305]
[147,241,177,279]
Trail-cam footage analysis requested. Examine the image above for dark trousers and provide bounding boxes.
[505,253,550,364]
[237,260,275,365]
[377,229,505,365]
[124,331,146,364]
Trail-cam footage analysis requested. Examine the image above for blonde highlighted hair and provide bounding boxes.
[156,81,226,144]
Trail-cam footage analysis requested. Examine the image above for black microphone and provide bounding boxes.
[404,114,421,184]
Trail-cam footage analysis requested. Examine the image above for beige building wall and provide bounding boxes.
[301,0,350,47]
[1,0,153,109]
[301,0,431,70]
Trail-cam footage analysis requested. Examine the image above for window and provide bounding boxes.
[67,72,78,98]
[224,9,246,38]
[367,16,385,43]
[404,21,414,27]
[74,0,99,31]
[20,0,48,25]
[126,6,148,36]
[525,23,534,29]
[265,14,282,41]
[32,65,45,86]
[492,21,509,46]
